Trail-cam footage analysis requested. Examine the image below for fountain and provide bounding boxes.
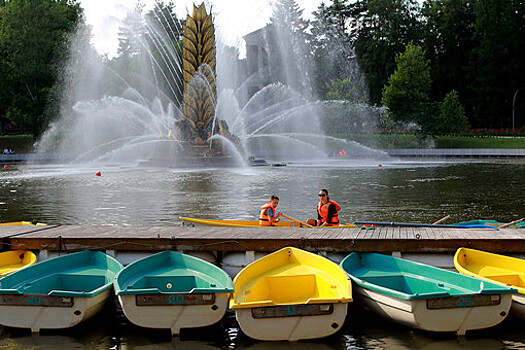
[36,1,387,167]
[143,4,240,167]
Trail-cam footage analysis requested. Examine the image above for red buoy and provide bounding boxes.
[96,171,101,176]
[378,164,383,167]
[3,165,7,169]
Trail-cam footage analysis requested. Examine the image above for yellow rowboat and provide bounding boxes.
[229,247,352,341]
[0,250,37,277]
[454,247,525,319]
[180,217,356,228]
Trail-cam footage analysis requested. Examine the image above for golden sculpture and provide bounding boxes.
[173,3,231,156]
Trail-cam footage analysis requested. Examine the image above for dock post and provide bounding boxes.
[392,251,402,258]
[39,249,49,261]
[245,251,255,265]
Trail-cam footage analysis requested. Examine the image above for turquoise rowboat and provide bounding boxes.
[0,250,123,332]
[340,252,516,336]
[114,251,233,335]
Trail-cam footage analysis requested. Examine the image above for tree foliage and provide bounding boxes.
[439,90,469,134]
[381,43,431,123]
[268,0,313,98]
[0,0,81,136]
[347,0,424,105]
[422,0,476,107]
[313,0,524,132]
[325,78,362,102]
[310,1,367,100]
[0,0,524,138]
[112,1,184,107]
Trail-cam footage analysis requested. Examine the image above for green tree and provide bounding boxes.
[422,0,476,116]
[381,43,432,124]
[268,0,313,98]
[113,1,184,106]
[0,0,81,136]
[325,78,359,102]
[439,90,469,134]
[310,1,367,101]
[0,47,13,131]
[467,0,523,128]
[348,0,424,104]
[145,2,184,106]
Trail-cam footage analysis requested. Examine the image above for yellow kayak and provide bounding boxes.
[0,250,37,277]
[454,247,525,319]
[0,221,46,226]
[180,216,356,228]
[230,246,352,341]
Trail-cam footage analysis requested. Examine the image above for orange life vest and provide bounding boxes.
[259,203,276,226]
[317,200,341,226]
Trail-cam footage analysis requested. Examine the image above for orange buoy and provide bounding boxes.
[96,171,101,176]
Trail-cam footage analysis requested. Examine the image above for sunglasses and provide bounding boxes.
[318,194,326,197]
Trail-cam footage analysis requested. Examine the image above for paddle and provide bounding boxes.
[281,214,315,228]
[498,218,524,229]
[432,215,450,225]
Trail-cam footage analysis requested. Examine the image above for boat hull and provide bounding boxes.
[230,247,352,341]
[354,285,512,336]
[454,247,525,321]
[0,288,111,332]
[235,303,347,341]
[0,250,37,277]
[114,251,233,335]
[118,293,230,335]
[180,217,356,228]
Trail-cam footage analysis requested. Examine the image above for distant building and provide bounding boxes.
[242,24,273,102]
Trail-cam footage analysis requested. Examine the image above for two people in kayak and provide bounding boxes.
[258,189,341,227]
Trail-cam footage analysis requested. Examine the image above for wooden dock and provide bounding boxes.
[2,225,525,254]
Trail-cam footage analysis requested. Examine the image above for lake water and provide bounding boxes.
[1,302,525,349]
[1,159,524,225]
[1,158,525,349]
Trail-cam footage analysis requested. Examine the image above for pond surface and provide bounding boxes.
[1,159,524,225]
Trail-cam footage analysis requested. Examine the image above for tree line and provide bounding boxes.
[0,0,523,138]
[282,0,524,135]
[0,0,81,137]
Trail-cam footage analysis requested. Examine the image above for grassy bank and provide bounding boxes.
[3,133,525,154]
[0,135,34,153]
[335,133,525,149]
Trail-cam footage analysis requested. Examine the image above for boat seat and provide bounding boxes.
[362,274,453,296]
[129,275,210,293]
[21,274,107,294]
[481,274,524,287]
[0,263,24,275]
[246,274,325,304]
[356,270,404,279]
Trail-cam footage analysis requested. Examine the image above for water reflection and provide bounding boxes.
[1,303,523,349]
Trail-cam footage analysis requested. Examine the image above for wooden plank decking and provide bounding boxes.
[1,225,525,253]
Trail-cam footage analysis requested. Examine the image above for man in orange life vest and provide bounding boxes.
[258,195,282,226]
[306,189,341,227]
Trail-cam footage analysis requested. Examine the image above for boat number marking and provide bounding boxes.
[456,296,472,307]
[286,306,296,316]
[252,304,334,318]
[168,295,185,305]
[26,296,41,306]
